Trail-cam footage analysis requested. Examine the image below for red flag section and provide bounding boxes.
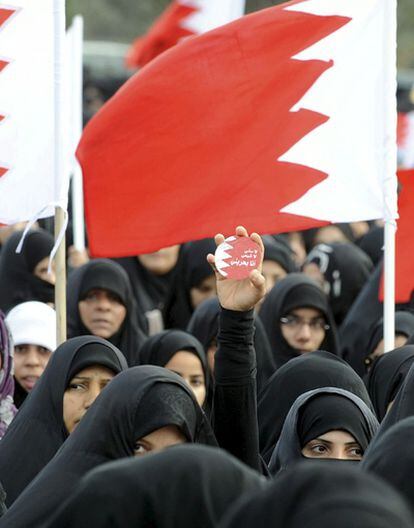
[125,1,198,69]
[78,3,350,257]
[379,170,414,304]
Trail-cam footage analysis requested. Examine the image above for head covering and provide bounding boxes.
[259,273,339,368]
[219,462,414,528]
[5,302,57,352]
[367,345,414,421]
[0,336,127,507]
[67,259,147,365]
[163,239,216,330]
[47,445,266,528]
[2,366,217,527]
[371,359,414,439]
[258,350,372,463]
[114,247,182,314]
[0,311,16,439]
[139,330,211,408]
[340,262,384,376]
[187,298,276,394]
[362,417,414,515]
[357,225,384,266]
[366,311,414,358]
[262,235,296,273]
[302,223,355,252]
[268,388,378,475]
[304,242,373,325]
[0,229,54,312]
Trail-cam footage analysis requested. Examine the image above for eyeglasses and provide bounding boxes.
[280,315,330,332]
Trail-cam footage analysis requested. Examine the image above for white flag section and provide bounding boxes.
[181,0,246,34]
[0,0,69,225]
[281,0,398,224]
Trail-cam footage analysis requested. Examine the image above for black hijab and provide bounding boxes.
[187,298,276,393]
[340,262,384,376]
[357,225,384,266]
[370,359,414,439]
[268,388,378,475]
[46,445,266,528]
[67,259,147,365]
[0,336,127,506]
[302,223,355,252]
[259,274,339,368]
[139,329,212,408]
[304,242,373,325]
[163,239,216,330]
[362,417,414,515]
[0,366,216,528]
[219,462,414,528]
[258,350,372,463]
[366,311,414,360]
[262,235,296,273]
[367,345,414,421]
[114,248,181,314]
[0,229,54,312]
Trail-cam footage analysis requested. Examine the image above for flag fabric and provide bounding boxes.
[379,169,414,304]
[397,111,414,169]
[125,0,246,68]
[0,0,69,225]
[78,0,398,258]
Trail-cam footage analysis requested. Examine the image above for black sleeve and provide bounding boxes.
[212,307,261,471]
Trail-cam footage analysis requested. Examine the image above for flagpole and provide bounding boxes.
[70,15,85,251]
[54,0,67,345]
[383,221,396,352]
[383,0,398,354]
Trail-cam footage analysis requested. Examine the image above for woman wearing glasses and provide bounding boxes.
[259,274,339,368]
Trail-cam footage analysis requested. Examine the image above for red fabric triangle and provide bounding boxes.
[125,1,198,68]
[0,7,16,28]
[78,3,350,257]
[379,169,414,304]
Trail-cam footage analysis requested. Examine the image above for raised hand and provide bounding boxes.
[207,226,266,312]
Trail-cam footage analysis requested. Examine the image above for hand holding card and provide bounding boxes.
[207,226,266,312]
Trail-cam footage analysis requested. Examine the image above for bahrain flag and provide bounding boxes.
[78,0,398,257]
[125,0,246,68]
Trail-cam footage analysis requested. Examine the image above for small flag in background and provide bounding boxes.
[397,111,414,169]
[78,0,398,258]
[125,0,246,68]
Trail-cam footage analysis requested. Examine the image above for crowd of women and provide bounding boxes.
[0,220,413,526]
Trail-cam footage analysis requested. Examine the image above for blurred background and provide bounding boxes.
[65,0,414,121]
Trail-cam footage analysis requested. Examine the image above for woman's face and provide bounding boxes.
[368,333,409,367]
[63,365,115,434]
[33,257,56,285]
[165,350,206,406]
[78,288,127,339]
[137,245,180,275]
[190,275,217,309]
[14,344,52,391]
[134,425,187,456]
[280,307,327,353]
[302,430,363,461]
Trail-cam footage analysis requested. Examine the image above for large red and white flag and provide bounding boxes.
[0,0,69,225]
[125,0,246,68]
[78,0,398,258]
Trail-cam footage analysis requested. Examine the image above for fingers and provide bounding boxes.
[235,225,249,238]
[214,233,225,246]
[250,269,266,289]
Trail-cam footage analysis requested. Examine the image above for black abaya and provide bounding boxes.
[258,350,372,463]
[268,387,378,475]
[0,336,127,506]
[46,445,266,528]
[0,229,54,312]
[0,366,216,528]
[67,259,147,365]
[219,462,414,528]
[259,274,339,368]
